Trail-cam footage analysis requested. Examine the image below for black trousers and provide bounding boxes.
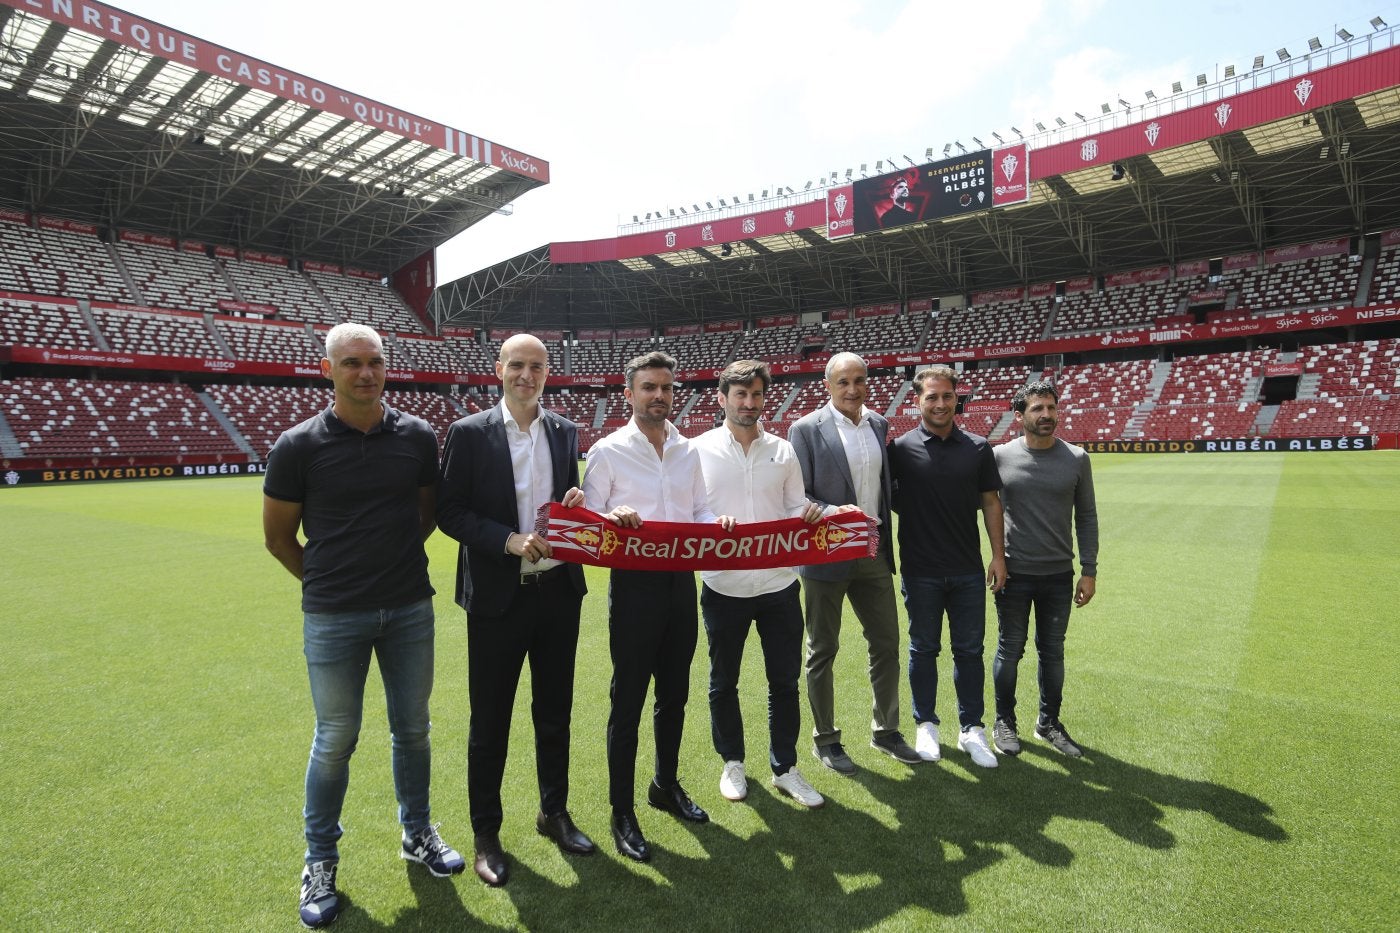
[466,572,583,834]
[606,569,698,811]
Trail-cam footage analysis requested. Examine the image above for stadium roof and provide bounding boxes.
[0,0,547,272]
[432,39,1400,333]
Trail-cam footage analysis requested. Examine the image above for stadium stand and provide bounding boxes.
[2,377,240,458]
[928,298,1048,350]
[307,269,424,335]
[91,307,225,359]
[0,218,64,295]
[115,238,230,313]
[0,297,98,350]
[223,257,337,326]
[216,318,320,366]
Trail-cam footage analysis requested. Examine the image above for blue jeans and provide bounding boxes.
[702,582,804,775]
[902,573,987,730]
[993,572,1073,727]
[302,597,435,863]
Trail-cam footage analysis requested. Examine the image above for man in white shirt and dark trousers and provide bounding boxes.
[582,351,735,862]
[694,360,826,809]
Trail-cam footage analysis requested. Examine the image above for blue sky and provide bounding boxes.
[106,0,1400,281]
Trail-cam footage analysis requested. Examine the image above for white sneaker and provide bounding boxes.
[914,721,941,762]
[719,760,747,801]
[957,726,999,768]
[772,766,825,809]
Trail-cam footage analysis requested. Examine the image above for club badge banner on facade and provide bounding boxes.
[537,504,878,571]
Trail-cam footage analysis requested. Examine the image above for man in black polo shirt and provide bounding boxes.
[264,322,464,929]
[889,366,1007,769]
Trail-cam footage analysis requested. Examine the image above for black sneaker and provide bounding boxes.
[1034,719,1083,757]
[993,717,1021,756]
[401,823,467,877]
[299,860,340,929]
[813,742,857,775]
[870,731,922,764]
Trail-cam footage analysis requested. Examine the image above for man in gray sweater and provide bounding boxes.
[992,380,1098,758]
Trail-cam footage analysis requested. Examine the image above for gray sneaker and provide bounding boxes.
[993,717,1021,756]
[871,731,922,764]
[813,742,856,775]
[1034,720,1083,757]
[299,860,340,929]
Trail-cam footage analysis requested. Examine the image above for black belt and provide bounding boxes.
[520,564,568,587]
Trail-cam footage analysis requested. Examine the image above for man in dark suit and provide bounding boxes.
[437,333,594,887]
[788,352,920,775]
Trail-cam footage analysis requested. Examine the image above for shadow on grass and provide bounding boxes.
[337,744,1285,929]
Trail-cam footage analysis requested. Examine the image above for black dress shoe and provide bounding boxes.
[536,810,597,856]
[472,832,509,886]
[647,779,710,823]
[610,810,651,862]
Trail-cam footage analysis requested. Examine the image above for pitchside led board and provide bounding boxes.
[825,144,1029,240]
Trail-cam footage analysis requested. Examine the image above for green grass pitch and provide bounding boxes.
[1,451,1397,930]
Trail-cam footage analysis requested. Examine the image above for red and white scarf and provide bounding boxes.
[536,503,878,572]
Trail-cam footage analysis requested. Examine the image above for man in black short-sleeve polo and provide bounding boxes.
[263,322,463,929]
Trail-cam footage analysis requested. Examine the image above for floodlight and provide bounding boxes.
[925,147,934,158]
[1145,90,1156,100]
[1337,28,1353,40]
[942,144,951,156]
[706,201,714,209]
[955,141,968,153]
[1277,48,1290,61]
[1072,114,1084,122]
[1118,98,1130,108]
[1197,73,1207,86]
[632,215,639,223]
[845,169,853,179]
[761,189,769,197]
[903,154,914,164]
[860,163,868,173]
[693,204,701,211]
[1034,121,1046,132]
[992,132,1004,143]
[876,160,884,170]
[1101,103,1111,114]
[1371,16,1386,30]
[1252,54,1265,69]
[1011,126,1023,137]
[1054,117,1066,127]
[1171,81,1182,93]
[1308,37,1322,51]
[1224,65,1236,77]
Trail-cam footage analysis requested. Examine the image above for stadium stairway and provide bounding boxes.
[591,397,607,428]
[1120,360,1173,439]
[1295,372,1323,400]
[202,313,237,360]
[884,380,914,418]
[1252,404,1281,435]
[1355,254,1376,306]
[0,408,22,458]
[771,382,805,421]
[676,388,700,422]
[104,241,144,305]
[197,392,258,459]
[76,300,111,351]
